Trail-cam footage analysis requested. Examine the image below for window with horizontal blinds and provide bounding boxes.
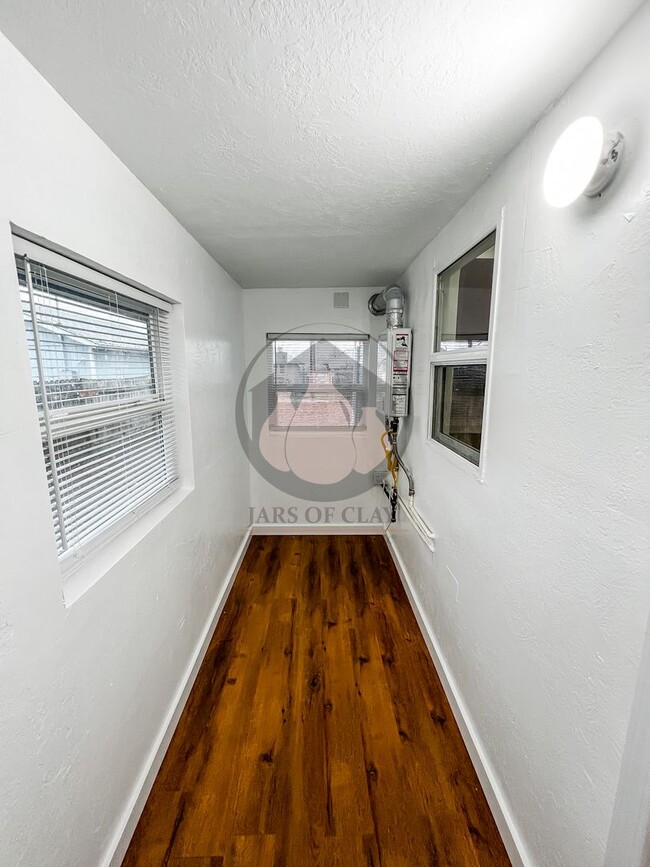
[267,333,369,431]
[15,252,178,557]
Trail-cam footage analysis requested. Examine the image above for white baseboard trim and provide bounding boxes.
[102,527,252,867]
[384,532,533,867]
[250,522,384,535]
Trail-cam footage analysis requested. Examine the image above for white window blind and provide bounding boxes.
[16,251,178,557]
[267,333,369,431]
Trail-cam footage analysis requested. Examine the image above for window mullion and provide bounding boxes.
[431,347,489,366]
[47,393,166,428]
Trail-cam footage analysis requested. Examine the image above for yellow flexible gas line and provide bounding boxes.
[381,431,399,487]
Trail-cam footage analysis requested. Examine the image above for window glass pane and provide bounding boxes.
[268,336,368,430]
[17,261,156,412]
[432,364,486,464]
[435,232,496,351]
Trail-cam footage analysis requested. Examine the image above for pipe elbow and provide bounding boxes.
[368,283,405,319]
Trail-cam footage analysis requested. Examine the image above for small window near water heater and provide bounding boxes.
[432,364,487,464]
[431,231,496,466]
[434,232,495,352]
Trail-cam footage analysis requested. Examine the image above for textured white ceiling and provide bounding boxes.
[0,0,642,288]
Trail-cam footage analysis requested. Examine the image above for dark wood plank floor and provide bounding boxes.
[122,535,511,867]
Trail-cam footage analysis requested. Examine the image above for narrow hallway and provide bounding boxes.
[123,536,511,866]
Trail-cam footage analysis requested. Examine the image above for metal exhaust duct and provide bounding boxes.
[368,283,404,327]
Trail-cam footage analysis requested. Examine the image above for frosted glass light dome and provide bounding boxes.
[543,117,605,208]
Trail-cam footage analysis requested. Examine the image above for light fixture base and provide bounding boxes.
[583,130,624,197]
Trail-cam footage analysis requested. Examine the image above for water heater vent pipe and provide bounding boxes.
[368,284,404,328]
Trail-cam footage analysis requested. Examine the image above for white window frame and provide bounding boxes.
[428,216,503,473]
[13,234,182,577]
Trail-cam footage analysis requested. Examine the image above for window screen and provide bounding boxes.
[16,253,178,556]
[267,333,369,431]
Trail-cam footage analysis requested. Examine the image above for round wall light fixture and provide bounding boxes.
[543,116,624,207]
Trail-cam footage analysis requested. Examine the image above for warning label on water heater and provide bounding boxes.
[392,332,411,372]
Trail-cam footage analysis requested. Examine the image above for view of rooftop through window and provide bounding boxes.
[268,335,368,430]
[18,264,155,411]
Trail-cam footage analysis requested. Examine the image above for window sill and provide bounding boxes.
[61,481,193,608]
[425,436,484,480]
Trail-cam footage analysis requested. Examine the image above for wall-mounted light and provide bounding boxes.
[543,116,624,207]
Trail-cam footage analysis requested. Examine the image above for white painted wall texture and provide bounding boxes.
[0,30,249,867]
[389,5,650,866]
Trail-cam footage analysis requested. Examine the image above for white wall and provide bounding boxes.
[243,286,386,527]
[389,5,650,867]
[605,613,650,867]
[0,31,249,867]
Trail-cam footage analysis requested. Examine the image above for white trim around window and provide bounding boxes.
[13,234,185,592]
[427,209,505,476]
